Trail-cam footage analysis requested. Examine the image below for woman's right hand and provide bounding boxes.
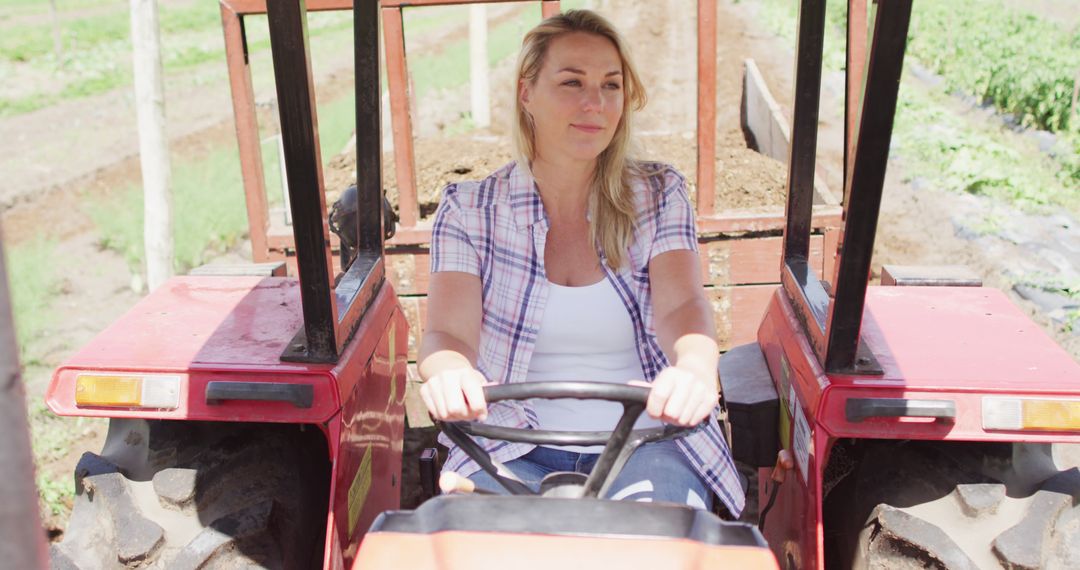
[418,366,489,422]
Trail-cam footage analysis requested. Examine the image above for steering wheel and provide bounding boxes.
[440,381,698,498]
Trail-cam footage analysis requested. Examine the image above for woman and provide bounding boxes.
[418,9,743,517]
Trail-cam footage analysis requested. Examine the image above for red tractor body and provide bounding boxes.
[754,286,1080,568]
[46,276,409,569]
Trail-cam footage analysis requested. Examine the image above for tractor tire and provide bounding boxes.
[50,419,330,569]
[830,440,1080,570]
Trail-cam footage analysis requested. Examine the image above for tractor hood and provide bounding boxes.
[351,496,779,570]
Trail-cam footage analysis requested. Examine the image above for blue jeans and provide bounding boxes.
[466,439,710,509]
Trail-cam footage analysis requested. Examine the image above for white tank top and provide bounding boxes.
[526,278,662,452]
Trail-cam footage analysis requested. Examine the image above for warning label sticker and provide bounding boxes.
[347,445,373,535]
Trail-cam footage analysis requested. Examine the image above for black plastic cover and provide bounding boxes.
[719,343,780,468]
[369,495,767,547]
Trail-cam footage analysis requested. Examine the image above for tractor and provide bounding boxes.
[43,0,1080,569]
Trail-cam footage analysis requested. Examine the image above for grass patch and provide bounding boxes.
[1065,309,1080,334]
[893,81,1078,214]
[88,143,249,272]
[319,89,358,164]
[0,0,118,14]
[409,5,543,98]
[3,239,61,362]
[89,76,358,271]
[0,0,556,116]
[0,7,355,117]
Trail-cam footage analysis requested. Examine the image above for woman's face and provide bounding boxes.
[520,32,625,165]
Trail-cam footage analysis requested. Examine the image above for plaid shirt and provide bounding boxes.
[430,161,745,516]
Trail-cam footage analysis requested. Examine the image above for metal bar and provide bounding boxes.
[383,6,420,228]
[540,0,560,18]
[382,0,539,6]
[781,260,829,360]
[825,0,913,374]
[698,207,842,234]
[844,0,868,208]
[221,3,270,262]
[581,405,646,498]
[0,224,48,570]
[330,0,387,345]
[226,0,538,16]
[222,0,349,16]
[780,0,826,264]
[333,253,384,327]
[441,422,536,495]
[696,0,717,217]
[355,0,384,252]
[267,0,339,362]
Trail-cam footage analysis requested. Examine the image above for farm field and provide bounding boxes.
[0,0,1078,540]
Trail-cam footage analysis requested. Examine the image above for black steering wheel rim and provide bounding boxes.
[441,381,696,498]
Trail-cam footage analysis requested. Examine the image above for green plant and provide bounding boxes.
[37,472,73,518]
[27,400,106,519]
[907,1,1080,134]
[1064,308,1080,333]
[87,147,249,273]
[892,82,1078,214]
[2,239,60,359]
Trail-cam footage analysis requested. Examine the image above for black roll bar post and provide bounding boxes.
[780,0,914,375]
[265,0,385,364]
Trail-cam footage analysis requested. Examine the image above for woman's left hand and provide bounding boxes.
[639,363,719,427]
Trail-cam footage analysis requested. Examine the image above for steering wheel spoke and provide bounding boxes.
[441,422,536,495]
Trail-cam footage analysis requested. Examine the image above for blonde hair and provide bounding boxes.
[512,9,647,270]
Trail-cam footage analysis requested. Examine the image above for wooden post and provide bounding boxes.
[131,0,174,291]
[0,224,48,570]
[48,0,64,65]
[469,4,490,128]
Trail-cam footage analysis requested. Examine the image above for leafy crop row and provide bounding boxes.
[907,0,1080,135]
[902,0,1080,188]
[754,0,1079,216]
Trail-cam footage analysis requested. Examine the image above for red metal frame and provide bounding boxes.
[380,0,565,235]
[382,4,419,229]
[220,0,356,264]
[223,0,816,257]
[696,0,717,218]
[221,0,564,255]
[843,0,867,211]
